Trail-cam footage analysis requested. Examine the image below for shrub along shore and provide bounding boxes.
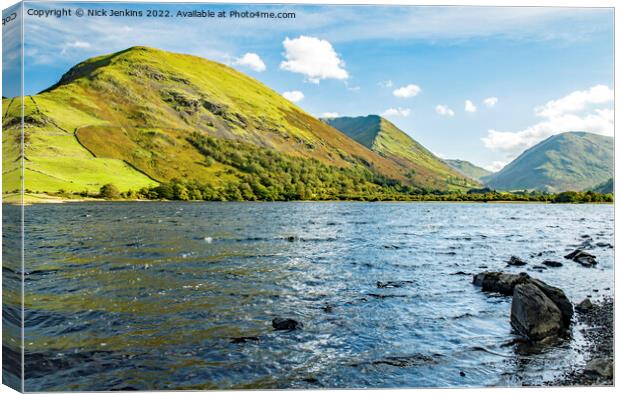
[8,181,613,204]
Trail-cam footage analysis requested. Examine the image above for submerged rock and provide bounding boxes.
[511,283,563,341]
[230,336,259,344]
[272,317,302,331]
[564,249,598,267]
[542,260,563,268]
[507,256,527,266]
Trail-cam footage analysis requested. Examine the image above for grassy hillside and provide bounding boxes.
[445,159,493,181]
[324,115,479,190]
[484,132,613,192]
[3,46,462,198]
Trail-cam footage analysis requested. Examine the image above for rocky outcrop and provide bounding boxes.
[472,272,529,295]
[473,271,573,340]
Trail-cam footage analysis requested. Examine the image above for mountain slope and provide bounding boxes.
[589,178,613,194]
[2,46,452,196]
[484,132,613,192]
[324,115,479,190]
[445,159,493,181]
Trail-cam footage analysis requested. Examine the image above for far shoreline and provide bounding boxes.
[2,193,614,206]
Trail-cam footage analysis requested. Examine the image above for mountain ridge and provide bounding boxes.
[484,131,613,192]
[324,115,479,190]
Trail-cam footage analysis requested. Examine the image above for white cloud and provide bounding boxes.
[280,36,348,83]
[233,52,266,72]
[465,100,477,113]
[393,84,421,98]
[282,90,305,102]
[534,84,613,118]
[382,107,411,117]
[484,161,508,172]
[435,105,455,117]
[378,80,393,88]
[321,112,340,118]
[66,41,91,49]
[483,97,498,108]
[482,85,614,158]
[60,40,91,55]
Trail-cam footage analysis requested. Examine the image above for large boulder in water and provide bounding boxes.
[511,283,563,340]
[473,271,573,340]
[528,278,573,327]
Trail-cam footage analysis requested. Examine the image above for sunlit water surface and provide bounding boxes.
[10,202,614,390]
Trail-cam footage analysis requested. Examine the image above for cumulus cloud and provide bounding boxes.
[435,105,455,117]
[234,52,266,72]
[321,112,340,118]
[393,84,421,98]
[465,100,477,113]
[280,36,348,83]
[484,97,498,108]
[382,107,411,117]
[282,90,304,102]
[534,84,613,118]
[482,85,614,157]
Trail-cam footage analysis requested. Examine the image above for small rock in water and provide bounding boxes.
[460,371,466,377]
[564,249,598,267]
[204,237,213,243]
[272,317,302,331]
[286,236,297,242]
[595,242,613,249]
[230,336,259,344]
[507,256,527,266]
[576,298,594,312]
[584,358,614,379]
[542,260,563,268]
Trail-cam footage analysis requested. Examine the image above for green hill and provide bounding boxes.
[445,159,493,181]
[2,46,462,200]
[324,115,478,190]
[484,132,613,192]
[589,178,613,194]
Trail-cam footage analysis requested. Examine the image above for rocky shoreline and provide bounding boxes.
[548,297,614,386]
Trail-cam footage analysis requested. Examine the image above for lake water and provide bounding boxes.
[4,202,615,390]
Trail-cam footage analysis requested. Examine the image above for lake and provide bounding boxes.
[4,202,615,390]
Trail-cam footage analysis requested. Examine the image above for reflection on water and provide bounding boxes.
[4,202,614,390]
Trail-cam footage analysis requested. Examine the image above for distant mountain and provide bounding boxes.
[484,132,613,192]
[2,46,467,199]
[445,159,493,181]
[589,178,613,194]
[324,115,479,190]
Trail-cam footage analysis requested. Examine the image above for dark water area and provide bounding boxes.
[5,202,614,390]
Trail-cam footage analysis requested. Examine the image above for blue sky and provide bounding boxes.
[4,2,614,171]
